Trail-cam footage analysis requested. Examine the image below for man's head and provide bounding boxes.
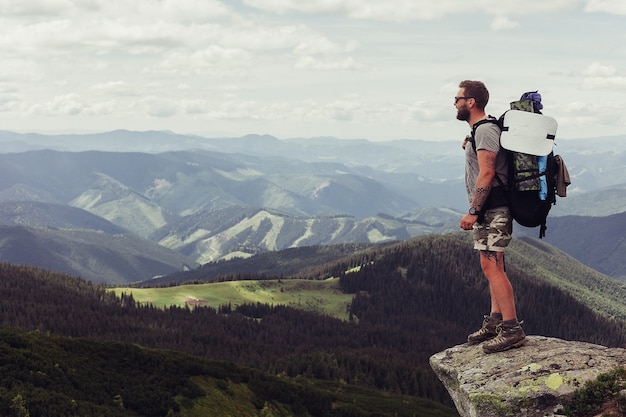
[455,80,489,122]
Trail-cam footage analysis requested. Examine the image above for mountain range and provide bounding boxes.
[3,129,626,189]
[0,130,625,284]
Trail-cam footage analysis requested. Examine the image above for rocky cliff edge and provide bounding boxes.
[429,336,626,417]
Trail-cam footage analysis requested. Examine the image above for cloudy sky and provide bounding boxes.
[1,0,625,141]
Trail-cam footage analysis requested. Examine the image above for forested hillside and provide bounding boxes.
[0,327,456,417]
[1,233,625,416]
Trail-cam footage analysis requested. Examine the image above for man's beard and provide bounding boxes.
[456,106,470,121]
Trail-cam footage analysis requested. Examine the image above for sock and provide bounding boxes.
[490,312,503,320]
[502,319,518,327]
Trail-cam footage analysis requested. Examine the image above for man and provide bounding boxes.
[455,80,526,354]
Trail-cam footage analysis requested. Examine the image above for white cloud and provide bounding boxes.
[409,101,449,122]
[90,81,132,94]
[486,0,576,16]
[584,0,626,15]
[324,96,364,121]
[241,0,457,21]
[0,90,20,111]
[557,99,626,135]
[580,62,626,91]
[160,0,232,22]
[581,76,626,90]
[490,16,520,31]
[242,0,575,21]
[0,0,73,17]
[0,58,37,83]
[294,56,368,71]
[86,100,118,116]
[293,37,358,56]
[182,99,210,115]
[44,94,85,116]
[583,62,618,77]
[144,99,178,118]
[158,45,253,74]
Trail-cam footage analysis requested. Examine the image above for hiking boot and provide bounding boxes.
[467,315,501,345]
[482,321,527,354]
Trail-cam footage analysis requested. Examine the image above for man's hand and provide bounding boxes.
[460,213,478,230]
[462,135,470,149]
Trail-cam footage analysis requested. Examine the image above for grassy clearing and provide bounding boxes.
[111,278,353,320]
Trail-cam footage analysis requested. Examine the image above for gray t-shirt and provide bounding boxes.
[464,121,508,205]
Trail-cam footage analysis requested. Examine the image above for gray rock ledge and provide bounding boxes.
[429,335,626,417]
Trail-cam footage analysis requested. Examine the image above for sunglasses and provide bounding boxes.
[454,96,474,104]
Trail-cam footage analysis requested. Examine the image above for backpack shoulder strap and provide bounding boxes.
[468,116,500,153]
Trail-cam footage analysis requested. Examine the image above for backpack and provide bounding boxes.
[468,91,565,238]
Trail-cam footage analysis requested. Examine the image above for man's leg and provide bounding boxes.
[467,251,512,345]
[467,209,525,351]
[480,250,526,353]
[480,250,516,321]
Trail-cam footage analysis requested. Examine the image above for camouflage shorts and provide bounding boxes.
[473,209,513,252]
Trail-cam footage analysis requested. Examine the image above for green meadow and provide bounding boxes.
[111,278,353,320]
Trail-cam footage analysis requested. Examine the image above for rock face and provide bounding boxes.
[429,336,626,417]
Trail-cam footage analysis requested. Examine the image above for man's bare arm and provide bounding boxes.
[470,149,497,211]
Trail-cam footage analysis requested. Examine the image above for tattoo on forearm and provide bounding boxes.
[472,186,491,210]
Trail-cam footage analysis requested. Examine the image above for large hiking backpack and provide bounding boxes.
[469,91,566,238]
